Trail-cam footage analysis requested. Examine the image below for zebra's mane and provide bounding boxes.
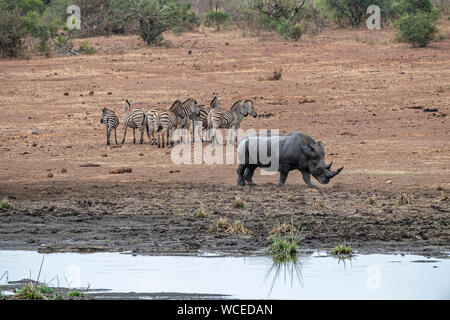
[231,100,244,112]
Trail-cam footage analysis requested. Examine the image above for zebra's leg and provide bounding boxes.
[106,126,111,146]
[139,126,144,144]
[132,128,136,144]
[157,131,161,148]
[236,164,247,186]
[244,165,257,186]
[114,128,118,145]
[121,125,128,144]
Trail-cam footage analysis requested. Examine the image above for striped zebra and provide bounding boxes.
[155,100,186,148]
[207,100,257,144]
[100,108,119,146]
[177,98,200,143]
[121,99,148,144]
[192,96,221,142]
[144,109,161,145]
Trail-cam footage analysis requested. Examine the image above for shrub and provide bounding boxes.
[396,12,438,47]
[204,10,230,31]
[0,7,26,57]
[133,0,197,45]
[79,41,96,54]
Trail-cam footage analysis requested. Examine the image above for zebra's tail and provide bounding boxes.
[154,111,162,132]
[142,112,149,136]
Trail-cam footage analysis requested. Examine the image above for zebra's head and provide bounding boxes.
[189,98,200,118]
[100,107,107,124]
[122,99,131,112]
[210,96,221,109]
[244,100,257,118]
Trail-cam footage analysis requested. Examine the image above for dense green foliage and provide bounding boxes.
[204,10,230,31]
[396,11,439,47]
[0,0,445,57]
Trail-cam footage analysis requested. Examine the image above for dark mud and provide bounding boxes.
[0,181,448,258]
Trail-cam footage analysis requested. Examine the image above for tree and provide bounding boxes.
[204,10,230,31]
[131,0,198,45]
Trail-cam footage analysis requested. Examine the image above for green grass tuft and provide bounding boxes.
[67,290,86,298]
[267,234,299,263]
[231,196,245,209]
[192,202,209,219]
[330,244,354,256]
[0,197,13,209]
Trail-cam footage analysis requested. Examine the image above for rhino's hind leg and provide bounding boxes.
[236,164,247,186]
[301,170,317,188]
[244,165,257,186]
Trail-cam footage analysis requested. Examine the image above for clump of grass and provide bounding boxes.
[269,223,297,236]
[67,290,86,298]
[79,41,96,55]
[267,234,299,262]
[398,193,413,205]
[330,244,354,256]
[231,196,245,209]
[210,217,248,235]
[192,202,209,219]
[1,197,13,209]
[439,191,448,202]
[368,194,378,206]
[313,200,332,210]
[16,282,50,300]
[266,68,283,81]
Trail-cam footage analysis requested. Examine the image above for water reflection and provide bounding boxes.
[264,256,303,298]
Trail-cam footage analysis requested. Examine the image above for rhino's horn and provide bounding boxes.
[325,162,333,170]
[326,166,343,179]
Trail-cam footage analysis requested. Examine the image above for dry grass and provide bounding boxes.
[210,217,248,235]
[191,202,209,219]
[269,223,297,236]
[313,200,333,210]
[398,193,413,205]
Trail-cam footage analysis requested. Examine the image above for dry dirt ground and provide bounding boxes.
[0,23,449,257]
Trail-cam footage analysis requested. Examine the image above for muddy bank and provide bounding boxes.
[0,181,448,257]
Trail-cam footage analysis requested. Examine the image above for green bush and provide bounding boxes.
[79,41,96,54]
[0,7,26,57]
[277,18,303,40]
[204,10,230,31]
[324,0,392,27]
[134,0,198,45]
[396,12,438,47]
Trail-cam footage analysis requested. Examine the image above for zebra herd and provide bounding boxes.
[100,96,257,147]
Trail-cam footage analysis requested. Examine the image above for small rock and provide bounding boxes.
[32,142,38,147]
[89,91,95,96]
[47,172,53,178]
[61,168,67,173]
[31,131,39,135]
[386,180,393,184]
[102,154,108,157]
[169,170,180,174]
[64,92,69,96]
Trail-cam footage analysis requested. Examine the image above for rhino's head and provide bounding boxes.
[306,141,343,184]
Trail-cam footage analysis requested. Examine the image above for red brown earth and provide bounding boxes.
[0,23,449,256]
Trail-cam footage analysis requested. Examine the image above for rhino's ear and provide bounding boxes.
[317,141,325,158]
[305,143,317,158]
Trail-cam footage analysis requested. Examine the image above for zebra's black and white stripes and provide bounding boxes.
[121,99,148,144]
[208,100,257,144]
[100,108,119,145]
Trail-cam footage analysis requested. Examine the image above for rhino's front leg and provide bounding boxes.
[244,165,257,186]
[236,164,247,186]
[278,164,290,187]
[301,170,317,188]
